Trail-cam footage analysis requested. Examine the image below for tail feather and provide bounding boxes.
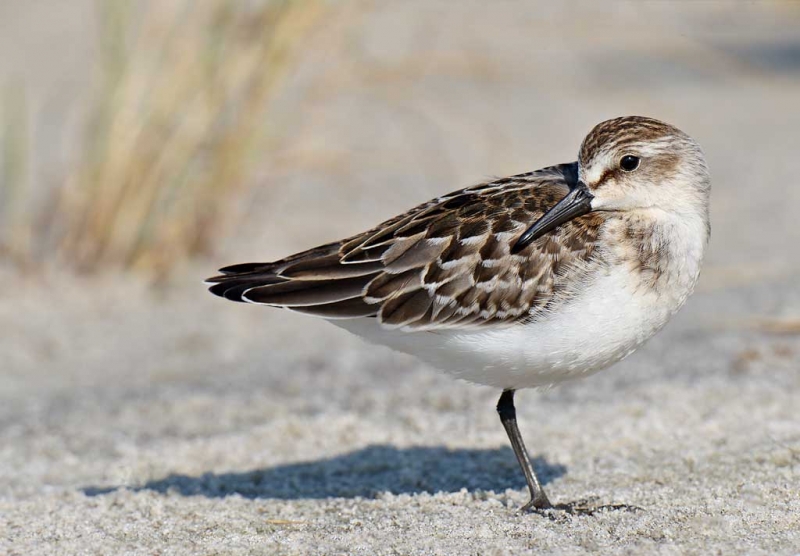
[217,262,272,275]
[208,276,283,302]
[207,253,381,316]
[243,275,374,307]
[281,297,376,319]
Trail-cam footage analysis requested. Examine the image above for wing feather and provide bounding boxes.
[207,162,606,329]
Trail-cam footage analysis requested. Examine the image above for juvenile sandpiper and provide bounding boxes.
[207,116,710,513]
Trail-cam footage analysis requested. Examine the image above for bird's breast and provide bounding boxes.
[410,213,706,388]
[333,211,708,390]
[436,263,681,388]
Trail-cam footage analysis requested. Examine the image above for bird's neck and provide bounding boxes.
[604,208,709,300]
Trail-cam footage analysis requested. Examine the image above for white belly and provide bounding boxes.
[332,213,707,390]
[333,263,695,389]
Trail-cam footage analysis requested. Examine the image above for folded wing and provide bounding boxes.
[206,163,605,330]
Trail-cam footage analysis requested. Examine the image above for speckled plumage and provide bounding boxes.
[207,116,710,389]
[207,116,711,512]
[207,163,607,330]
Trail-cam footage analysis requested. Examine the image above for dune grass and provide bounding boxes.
[0,0,323,277]
[0,84,31,265]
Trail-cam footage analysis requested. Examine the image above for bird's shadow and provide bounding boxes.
[83,444,566,500]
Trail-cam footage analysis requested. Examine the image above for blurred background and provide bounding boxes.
[2,1,800,552]
[3,0,800,278]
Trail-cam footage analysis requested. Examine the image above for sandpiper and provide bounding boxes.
[207,116,710,513]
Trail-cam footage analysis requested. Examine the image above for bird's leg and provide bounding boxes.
[496,389,553,511]
[497,389,644,517]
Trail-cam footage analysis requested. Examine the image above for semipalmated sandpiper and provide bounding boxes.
[207,116,710,513]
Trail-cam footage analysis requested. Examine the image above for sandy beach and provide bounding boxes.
[2,2,799,554]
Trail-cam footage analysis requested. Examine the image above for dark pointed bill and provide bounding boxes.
[512,182,594,254]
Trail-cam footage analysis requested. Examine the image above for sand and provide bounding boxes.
[2,2,799,554]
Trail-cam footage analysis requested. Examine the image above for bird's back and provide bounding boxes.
[207,163,606,331]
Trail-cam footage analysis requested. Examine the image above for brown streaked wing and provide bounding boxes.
[206,162,606,328]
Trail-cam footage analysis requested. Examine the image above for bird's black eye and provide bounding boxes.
[619,155,640,172]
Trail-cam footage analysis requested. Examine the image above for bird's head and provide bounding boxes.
[513,116,710,252]
[578,116,710,215]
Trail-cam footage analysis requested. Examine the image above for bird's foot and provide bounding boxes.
[519,496,644,519]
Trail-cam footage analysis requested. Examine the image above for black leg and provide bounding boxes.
[497,389,552,511]
[497,389,645,517]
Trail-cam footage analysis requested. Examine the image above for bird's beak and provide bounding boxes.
[512,181,594,253]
